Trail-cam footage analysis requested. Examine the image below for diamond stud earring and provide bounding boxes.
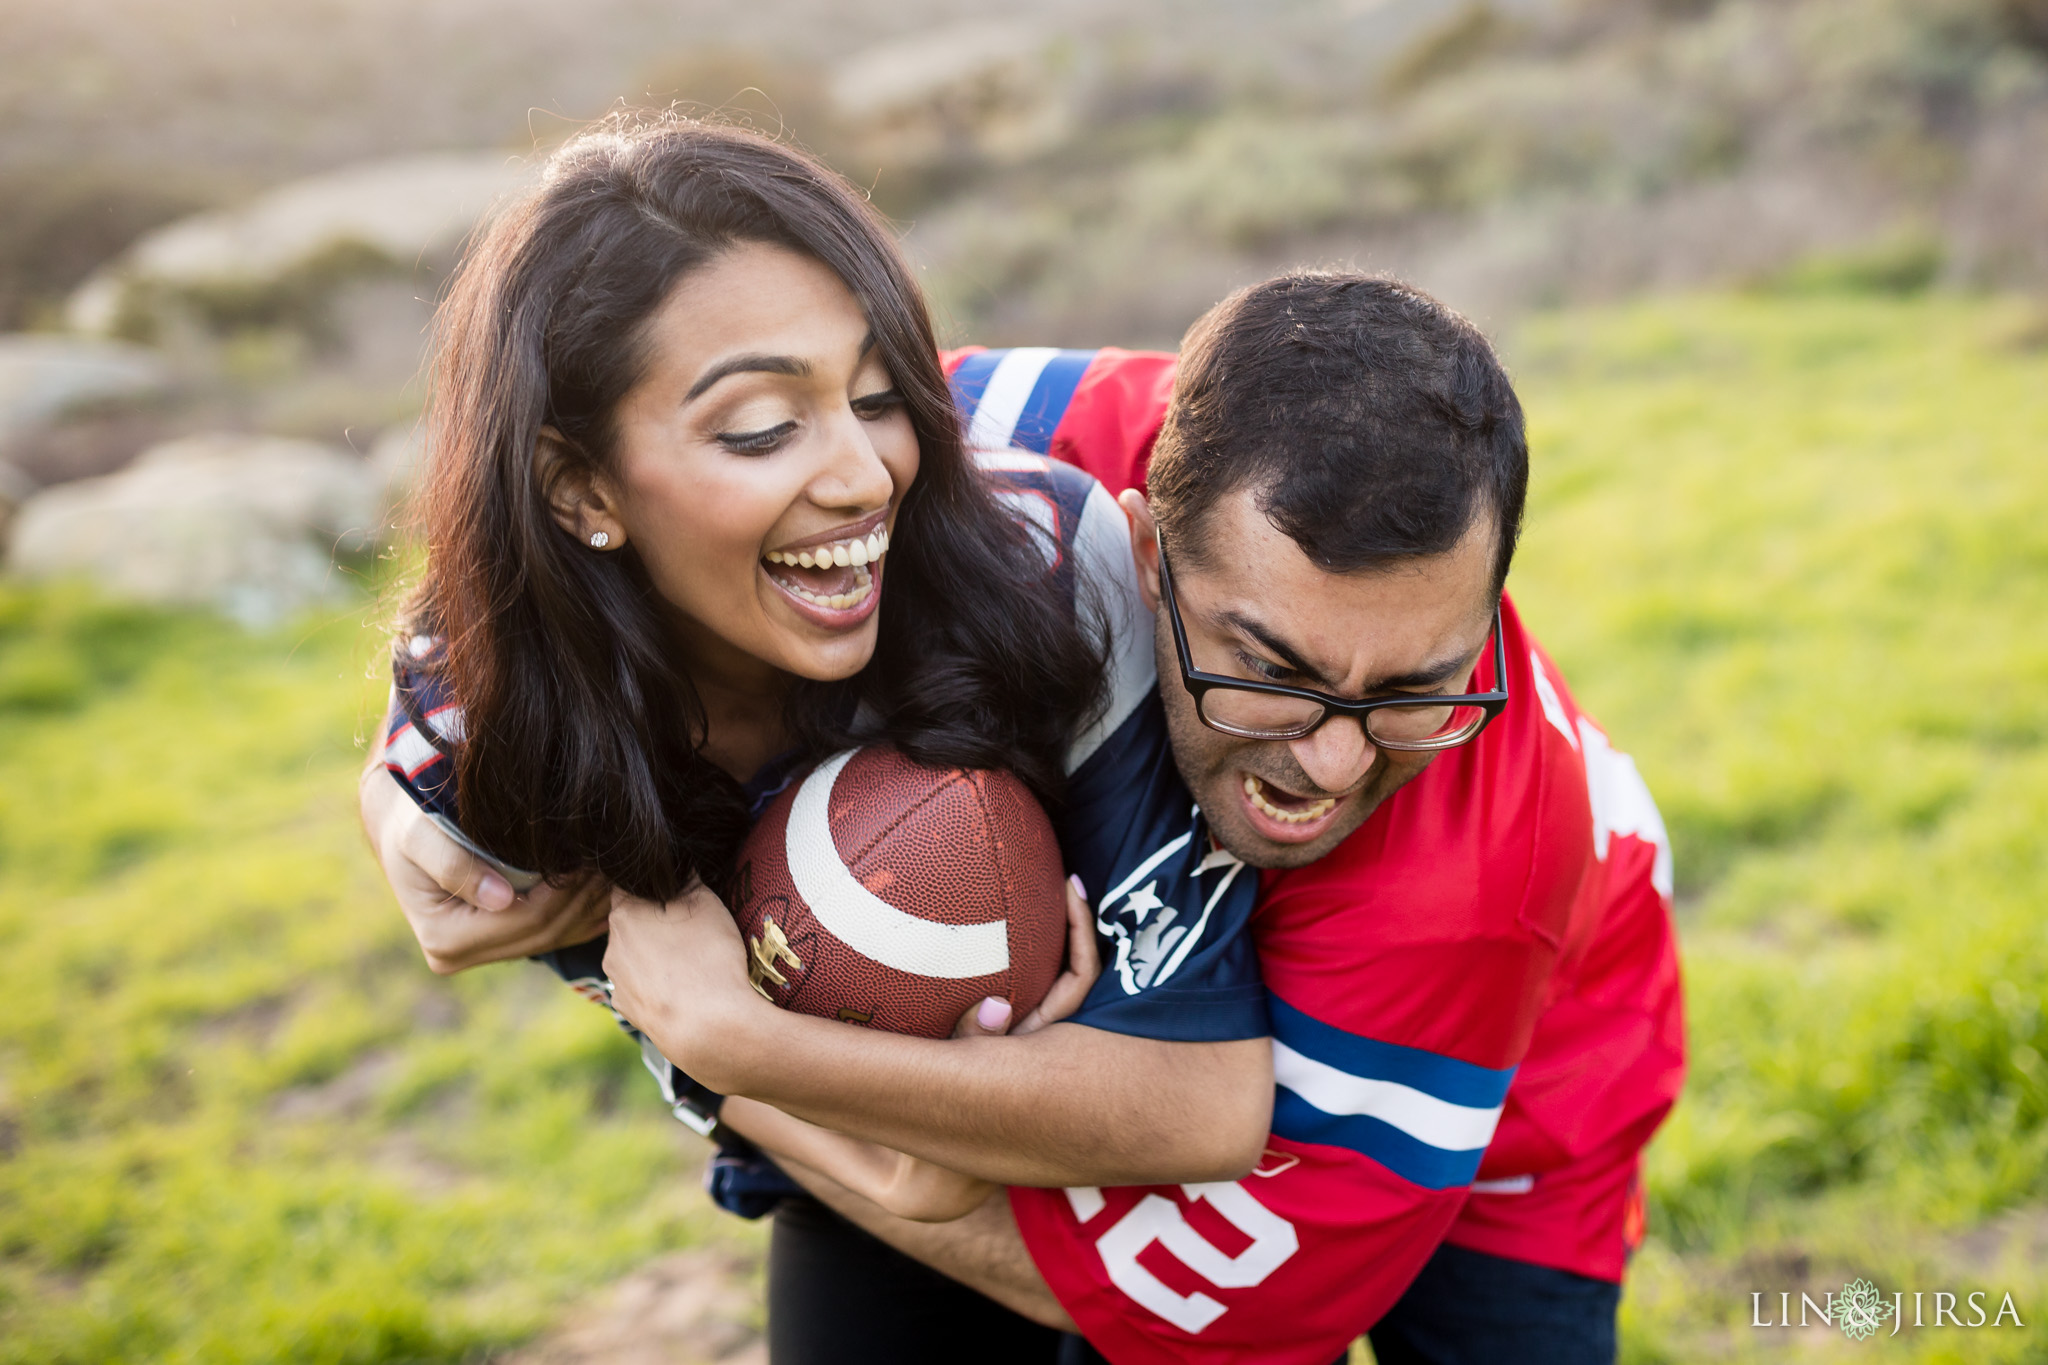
[589,531,610,549]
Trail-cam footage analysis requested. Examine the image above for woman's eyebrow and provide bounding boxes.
[684,332,879,402]
[685,353,812,402]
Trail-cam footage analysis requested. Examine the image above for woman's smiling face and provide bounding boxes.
[555,241,919,686]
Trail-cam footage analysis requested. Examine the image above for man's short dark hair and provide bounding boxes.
[1148,272,1527,593]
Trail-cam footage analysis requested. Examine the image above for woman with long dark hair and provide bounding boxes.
[367,112,1113,1360]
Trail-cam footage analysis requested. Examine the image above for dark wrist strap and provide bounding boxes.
[569,970,729,1139]
[668,1070,726,1138]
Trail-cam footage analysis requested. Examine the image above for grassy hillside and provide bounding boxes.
[1508,289,2048,1360]
[0,287,2043,1360]
[0,592,758,1363]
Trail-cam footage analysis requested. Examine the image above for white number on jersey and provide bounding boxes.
[1065,1180,1301,1334]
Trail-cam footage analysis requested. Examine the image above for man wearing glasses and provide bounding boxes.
[872,277,1680,1363]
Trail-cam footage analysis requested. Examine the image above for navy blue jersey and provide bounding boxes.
[974,450,1268,1044]
[1058,701,1267,1042]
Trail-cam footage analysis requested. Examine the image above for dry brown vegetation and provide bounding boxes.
[3,0,2044,343]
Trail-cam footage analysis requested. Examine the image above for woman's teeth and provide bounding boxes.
[764,526,889,570]
[1244,775,1336,825]
[779,564,873,610]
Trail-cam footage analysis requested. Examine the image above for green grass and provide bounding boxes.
[1507,291,2048,1360]
[0,586,754,1363]
[1,289,2044,1361]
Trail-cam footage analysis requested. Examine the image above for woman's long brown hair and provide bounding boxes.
[406,113,1106,900]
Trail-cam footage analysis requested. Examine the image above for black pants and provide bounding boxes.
[1368,1243,1620,1365]
[768,1195,1064,1365]
[768,1197,1619,1365]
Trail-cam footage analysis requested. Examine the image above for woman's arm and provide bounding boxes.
[710,912,1102,1223]
[360,763,610,973]
[364,765,1271,1188]
[605,883,1272,1189]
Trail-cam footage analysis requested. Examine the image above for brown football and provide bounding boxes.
[729,746,1067,1039]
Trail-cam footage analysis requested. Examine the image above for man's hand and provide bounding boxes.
[359,764,609,974]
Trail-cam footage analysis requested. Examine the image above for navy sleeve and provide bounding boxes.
[384,651,609,1008]
[381,645,463,821]
[1057,698,1270,1042]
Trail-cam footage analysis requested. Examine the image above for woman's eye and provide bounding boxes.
[716,420,798,454]
[851,389,905,420]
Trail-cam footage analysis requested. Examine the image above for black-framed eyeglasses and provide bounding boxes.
[1157,542,1510,750]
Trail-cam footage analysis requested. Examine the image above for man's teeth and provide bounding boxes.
[778,564,874,610]
[1244,775,1336,825]
[764,526,889,570]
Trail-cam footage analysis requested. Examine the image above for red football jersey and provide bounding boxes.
[946,348,1685,1363]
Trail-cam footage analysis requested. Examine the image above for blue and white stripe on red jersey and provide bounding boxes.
[1268,996,1514,1191]
[944,346,1180,502]
[950,348,1101,454]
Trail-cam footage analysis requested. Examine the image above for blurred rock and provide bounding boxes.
[65,153,535,335]
[0,459,34,557]
[5,432,378,625]
[1950,107,2048,286]
[327,277,437,388]
[3,408,185,487]
[0,334,170,444]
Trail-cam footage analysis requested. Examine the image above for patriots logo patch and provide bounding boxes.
[1095,821,1245,995]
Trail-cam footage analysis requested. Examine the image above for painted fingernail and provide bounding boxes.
[976,997,1013,1031]
[477,873,513,911]
[1068,874,1088,903]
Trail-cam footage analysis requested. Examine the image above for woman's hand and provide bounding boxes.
[359,763,609,973]
[956,874,1101,1039]
[603,883,763,1088]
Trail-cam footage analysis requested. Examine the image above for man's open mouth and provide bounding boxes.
[763,524,890,613]
[1242,774,1338,825]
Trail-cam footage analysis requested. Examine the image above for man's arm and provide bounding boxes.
[719,1096,998,1223]
[606,883,1272,1189]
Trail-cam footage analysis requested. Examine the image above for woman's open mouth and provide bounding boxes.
[762,521,890,626]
